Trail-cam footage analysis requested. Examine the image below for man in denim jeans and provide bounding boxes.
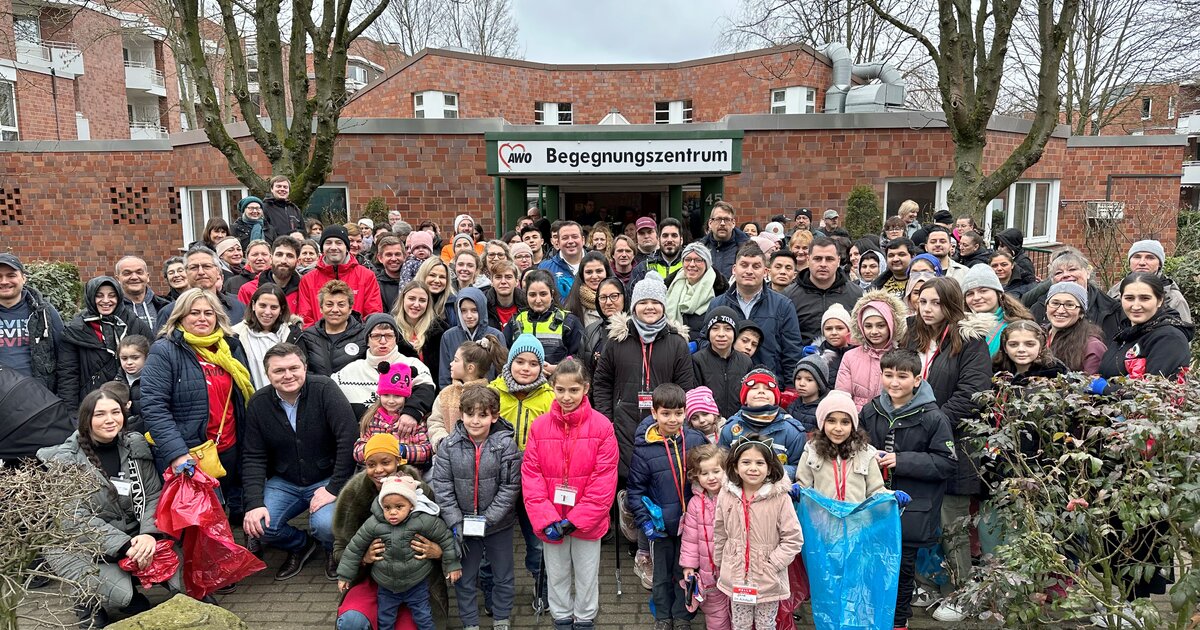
[242,343,359,581]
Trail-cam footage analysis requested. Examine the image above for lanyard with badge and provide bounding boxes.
[637,341,655,411]
[463,440,488,537]
[731,493,759,604]
[832,456,849,502]
[553,425,577,507]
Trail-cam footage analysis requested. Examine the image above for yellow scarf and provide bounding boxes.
[181,328,256,402]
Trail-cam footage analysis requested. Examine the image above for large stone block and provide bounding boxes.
[107,594,248,630]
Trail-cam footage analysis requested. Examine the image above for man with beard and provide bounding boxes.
[700,201,750,279]
[372,236,406,312]
[629,218,685,285]
[238,236,303,312]
[297,226,383,327]
[871,238,916,301]
[790,237,863,345]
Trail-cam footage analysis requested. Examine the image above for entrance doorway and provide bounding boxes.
[562,191,663,234]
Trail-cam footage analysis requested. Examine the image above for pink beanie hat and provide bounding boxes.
[377,361,413,397]
[816,391,859,430]
[406,230,434,253]
[685,386,719,419]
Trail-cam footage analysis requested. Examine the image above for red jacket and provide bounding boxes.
[236,269,302,314]
[296,256,383,327]
[520,397,618,541]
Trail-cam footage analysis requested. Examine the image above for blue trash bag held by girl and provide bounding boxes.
[797,488,902,630]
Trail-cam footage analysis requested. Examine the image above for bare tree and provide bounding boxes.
[0,461,105,630]
[373,0,445,56]
[172,0,389,207]
[371,0,520,58]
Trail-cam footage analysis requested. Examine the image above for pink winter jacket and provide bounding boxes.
[836,290,908,409]
[679,483,720,592]
[712,480,803,603]
[520,397,619,542]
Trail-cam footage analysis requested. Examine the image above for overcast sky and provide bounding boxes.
[513,0,743,64]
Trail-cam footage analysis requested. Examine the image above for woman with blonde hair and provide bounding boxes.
[415,256,456,325]
[589,222,614,258]
[393,280,446,383]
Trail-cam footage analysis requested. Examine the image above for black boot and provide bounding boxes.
[119,592,151,615]
[75,604,109,629]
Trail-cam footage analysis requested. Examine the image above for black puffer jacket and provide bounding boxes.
[1098,310,1193,380]
[296,313,367,376]
[594,313,696,477]
[906,313,994,496]
[261,197,304,242]
[57,277,154,406]
[788,268,863,345]
[691,344,753,419]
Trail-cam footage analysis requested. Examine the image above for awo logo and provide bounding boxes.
[498,143,531,168]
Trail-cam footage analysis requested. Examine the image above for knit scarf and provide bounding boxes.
[502,363,547,395]
[633,314,668,343]
[181,328,255,402]
[739,404,780,428]
[367,346,404,368]
[665,267,716,322]
[244,213,264,242]
[578,283,597,311]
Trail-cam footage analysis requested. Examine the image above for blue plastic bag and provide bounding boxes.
[642,496,665,532]
[797,488,901,630]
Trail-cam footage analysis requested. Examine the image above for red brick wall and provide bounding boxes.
[1095,83,1183,136]
[343,48,832,124]
[14,70,78,140]
[68,8,130,140]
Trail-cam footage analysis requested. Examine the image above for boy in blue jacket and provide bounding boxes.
[718,367,808,480]
[627,383,707,630]
[859,349,957,630]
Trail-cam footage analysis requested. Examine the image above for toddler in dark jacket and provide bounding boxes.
[785,352,832,433]
[337,475,462,630]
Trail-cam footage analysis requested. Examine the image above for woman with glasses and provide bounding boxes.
[665,242,728,344]
[1044,282,1106,373]
[1029,252,1123,340]
[333,312,437,424]
[580,278,627,378]
[563,251,612,328]
[482,240,512,277]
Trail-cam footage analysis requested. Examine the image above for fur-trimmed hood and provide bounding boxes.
[850,289,907,347]
[722,478,790,500]
[958,312,996,340]
[606,311,689,343]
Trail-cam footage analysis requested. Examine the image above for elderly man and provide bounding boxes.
[115,256,172,332]
[700,201,751,279]
[155,247,246,328]
[1104,240,1191,323]
[0,253,63,394]
[243,343,358,581]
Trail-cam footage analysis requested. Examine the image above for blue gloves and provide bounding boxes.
[688,341,699,354]
[789,483,803,500]
[802,345,819,356]
[1087,377,1108,395]
[544,522,563,541]
[173,460,196,476]
[642,520,665,541]
[895,491,911,508]
[559,519,576,536]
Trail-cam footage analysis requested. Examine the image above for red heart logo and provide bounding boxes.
[498,143,525,169]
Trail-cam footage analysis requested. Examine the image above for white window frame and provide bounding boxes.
[13,14,41,44]
[655,99,693,124]
[535,102,572,125]
[1167,95,1176,120]
[413,90,458,119]
[1000,180,1059,245]
[770,86,816,114]
[882,178,954,219]
[0,81,19,141]
[1141,97,1152,120]
[347,64,368,85]
[179,186,248,245]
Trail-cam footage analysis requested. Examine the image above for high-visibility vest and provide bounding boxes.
[513,308,569,362]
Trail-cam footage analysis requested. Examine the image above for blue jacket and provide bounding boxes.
[437,287,506,388]
[718,407,808,480]
[704,285,804,379]
[699,228,750,279]
[786,398,819,433]
[627,415,708,534]
[538,253,576,298]
[140,329,250,471]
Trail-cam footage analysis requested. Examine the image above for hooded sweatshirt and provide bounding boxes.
[836,290,907,409]
[58,277,153,406]
[437,286,506,388]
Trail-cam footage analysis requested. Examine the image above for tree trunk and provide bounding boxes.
[946,134,991,223]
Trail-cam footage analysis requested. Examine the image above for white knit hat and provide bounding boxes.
[631,270,668,307]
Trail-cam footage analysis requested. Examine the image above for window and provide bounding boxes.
[306,185,349,224]
[1141,97,1152,120]
[1168,96,1177,120]
[413,90,458,119]
[1004,181,1058,243]
[884,180,938,219]
[0,82,18,141]
[13,15,40,44]
[347,64,368,85]
[535,102,572,125]
[180,186,247,244]
[655,100,693,124]
[770,86,816,114]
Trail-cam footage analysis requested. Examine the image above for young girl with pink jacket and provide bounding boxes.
[520,358,619,630]
[713,435,803,629]
[835,290,907,409]
[679,445,731,630]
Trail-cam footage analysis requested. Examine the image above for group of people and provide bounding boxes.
[0,186,1192,630]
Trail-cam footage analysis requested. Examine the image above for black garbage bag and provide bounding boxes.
[0,365,75,461]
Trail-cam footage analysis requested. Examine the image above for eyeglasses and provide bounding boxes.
[514,253,532,260]
[598,294,623,303]
[709,216,733,224]
[369,333,396,341]
[486,252,507,259]
[1047,301,1081,313]
[682,257,706,265]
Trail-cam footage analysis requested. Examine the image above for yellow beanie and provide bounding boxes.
[363,433,400,460]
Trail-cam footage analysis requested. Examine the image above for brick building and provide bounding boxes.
[0,44,1189,285]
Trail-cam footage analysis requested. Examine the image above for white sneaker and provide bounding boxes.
[932,601,968,623]
[911,586,936,609]
[633,550,653,590]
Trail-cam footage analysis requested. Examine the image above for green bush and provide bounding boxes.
[361,197,389,230]
[960,374,1200,628]
[25,261,82,320]
[1163,252,1200,363]
[844,185,882,240]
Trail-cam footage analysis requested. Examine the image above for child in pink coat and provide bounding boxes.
[679,445,731,630]
[836,290,907,409]
[520,358,619,630]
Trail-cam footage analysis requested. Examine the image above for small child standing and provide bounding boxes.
[719,368,808,481]
[628,383,709,630]
[818,304,856,377]
[858,349,957,630]
[114,335,150,432]
[837,290,907,409]
[794,391,893,504]
[427,336,507,450]
[685,387,724,445]
[336,476,462,630]
[713,436,803,628]
[430,385,521,630]
[786,353,832,433]
[521,358,619,630]
[679,445,731,630]
[352,362,432,466]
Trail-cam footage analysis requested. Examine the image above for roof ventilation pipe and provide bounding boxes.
[822,43,908,113]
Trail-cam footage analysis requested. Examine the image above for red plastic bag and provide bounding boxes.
[154,467,265,599]
[117,539,180,589]
[775,555,811,630]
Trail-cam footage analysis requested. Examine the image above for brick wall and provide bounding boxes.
[343,47,833,124]
[68,8,130,140]
[14,70,78,140]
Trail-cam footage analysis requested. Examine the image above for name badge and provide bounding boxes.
[463,515,486,537]
[553,484,577,506]
[731,584,759,604]
[111,478,132,497]
[637,391,653,410]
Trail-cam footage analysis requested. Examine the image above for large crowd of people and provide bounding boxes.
[0,189,1192,630]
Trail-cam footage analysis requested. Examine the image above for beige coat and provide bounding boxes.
[425,377,489,451]
[795,441,887,504]
[712,479,803,603]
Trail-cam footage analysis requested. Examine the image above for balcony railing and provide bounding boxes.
[125,60,167,96]
[1177,111,1200,136]
[15,39,84,76]
[129,121,168,140]
[1183,161,1200,187]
